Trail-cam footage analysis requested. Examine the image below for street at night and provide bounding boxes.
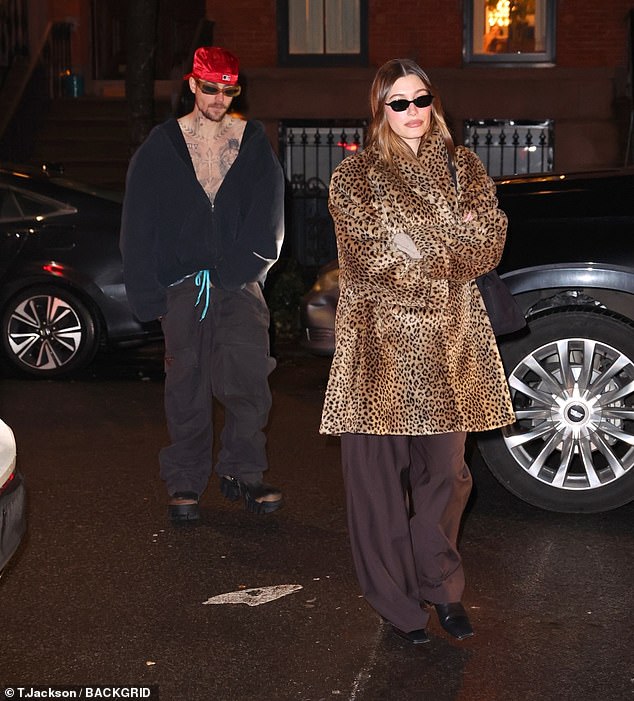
[1,342,633,700]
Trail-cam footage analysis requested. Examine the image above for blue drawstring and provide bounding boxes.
[194,269,211,320]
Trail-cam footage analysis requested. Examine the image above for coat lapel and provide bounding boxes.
[365,131,459,237]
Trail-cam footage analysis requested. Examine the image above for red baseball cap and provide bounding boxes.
[184,46,239,85]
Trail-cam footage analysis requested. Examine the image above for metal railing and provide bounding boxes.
[279,121,366,267]
[464,119,554,176]
[279,117,554,268]
[280,121,365,194]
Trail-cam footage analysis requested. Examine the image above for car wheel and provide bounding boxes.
[1,286,99,378]
[477,311,634,513]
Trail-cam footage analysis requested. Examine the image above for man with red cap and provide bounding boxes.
[120,46,285,522]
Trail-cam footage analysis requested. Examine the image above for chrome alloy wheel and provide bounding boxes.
[8,294,83,371]
[2,288,98,377]
[502,336,634,492]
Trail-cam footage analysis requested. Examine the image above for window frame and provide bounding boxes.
[277,0,368,67]
[0,187,76,223]
[464,0,557,66]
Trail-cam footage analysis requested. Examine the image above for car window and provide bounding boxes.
[0,188,76,222]
[0,188,22,220]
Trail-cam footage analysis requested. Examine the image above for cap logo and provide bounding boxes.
[183,46,240,85]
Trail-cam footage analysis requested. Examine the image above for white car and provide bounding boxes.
[0,419,26,573]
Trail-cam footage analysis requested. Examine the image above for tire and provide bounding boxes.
[1,286,99,378]
[477,311,634,513]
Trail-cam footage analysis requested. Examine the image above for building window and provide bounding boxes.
[464,0,556,64]
[278,0,368,66]
[464,119,554,176]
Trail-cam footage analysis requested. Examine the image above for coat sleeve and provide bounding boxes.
[119,143,166,322]
[328,159,434,308]
[426,146,507,281]
[213,127,285,289]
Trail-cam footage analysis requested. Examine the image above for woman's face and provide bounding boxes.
[384,74,432,154]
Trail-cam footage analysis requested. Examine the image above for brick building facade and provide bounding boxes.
[20,1,634,172]
[206,0,634,172]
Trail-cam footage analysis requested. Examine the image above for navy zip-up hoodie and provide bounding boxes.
[120,118,285,322]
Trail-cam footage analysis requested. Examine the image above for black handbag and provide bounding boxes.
[445,151,526,337]
[476,270,527,337]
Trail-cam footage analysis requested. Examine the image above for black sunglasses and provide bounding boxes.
[195,80,242,98]
[385,94,434,112]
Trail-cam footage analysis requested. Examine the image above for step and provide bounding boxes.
[37,121,129,140]
[31,160,130,191]
[47,97,130,121]
[46,96,172,122]
[23,96,174,191]
[31,141,130,162]
[34,136,128,154]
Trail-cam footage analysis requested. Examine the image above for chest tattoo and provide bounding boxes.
[179,117,243,203]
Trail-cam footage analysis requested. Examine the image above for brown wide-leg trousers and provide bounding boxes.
[340,432,472,633]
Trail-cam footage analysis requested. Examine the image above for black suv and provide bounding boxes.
[300,168,634,514]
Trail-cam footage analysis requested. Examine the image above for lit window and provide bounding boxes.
[278,0,368,66]
[465,0,556,64]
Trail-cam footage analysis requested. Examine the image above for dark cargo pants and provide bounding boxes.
[158,277,276,497]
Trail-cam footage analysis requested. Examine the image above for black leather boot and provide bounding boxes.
[434,602,474,640]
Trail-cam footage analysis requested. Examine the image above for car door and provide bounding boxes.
[0,186,32,278]
[0,184,79,280]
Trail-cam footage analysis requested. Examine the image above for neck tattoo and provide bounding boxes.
[213,116,233,141]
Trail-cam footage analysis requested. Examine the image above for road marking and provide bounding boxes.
[348,620,384,700]
[203,584,303,607]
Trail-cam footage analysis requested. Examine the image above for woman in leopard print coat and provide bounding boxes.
[320,59,515,645]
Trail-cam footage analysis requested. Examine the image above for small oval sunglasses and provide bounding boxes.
[195,80,242,98]
[385,94,434,112]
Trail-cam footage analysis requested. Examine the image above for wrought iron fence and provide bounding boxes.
[279,117,554,269]
[279,120,366,267]
[464,119,554,176]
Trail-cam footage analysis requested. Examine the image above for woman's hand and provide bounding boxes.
[394,232,423,259]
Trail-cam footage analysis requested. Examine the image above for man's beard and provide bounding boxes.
[199,103,228,123]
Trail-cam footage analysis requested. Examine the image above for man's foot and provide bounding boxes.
[219,476,284,514]
[168,491,200,522]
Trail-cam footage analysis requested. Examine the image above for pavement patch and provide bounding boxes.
[203,584,303,606]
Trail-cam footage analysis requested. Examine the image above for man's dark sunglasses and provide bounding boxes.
[196,80,242,97]
[385,94,434,112]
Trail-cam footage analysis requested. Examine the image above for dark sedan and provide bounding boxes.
[300,168,634,514]
[0,165,160,378]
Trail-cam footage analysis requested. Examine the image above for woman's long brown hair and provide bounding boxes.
[366,58,455,167]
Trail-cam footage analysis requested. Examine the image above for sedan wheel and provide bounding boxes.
[1,286,99,378]
[478,311,634,513]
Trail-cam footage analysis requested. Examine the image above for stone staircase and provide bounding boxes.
[30,97,172,191]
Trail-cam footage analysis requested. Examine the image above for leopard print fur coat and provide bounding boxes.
[320,129,515,436]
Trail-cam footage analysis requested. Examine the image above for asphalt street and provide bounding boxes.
[1,341,633,701]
